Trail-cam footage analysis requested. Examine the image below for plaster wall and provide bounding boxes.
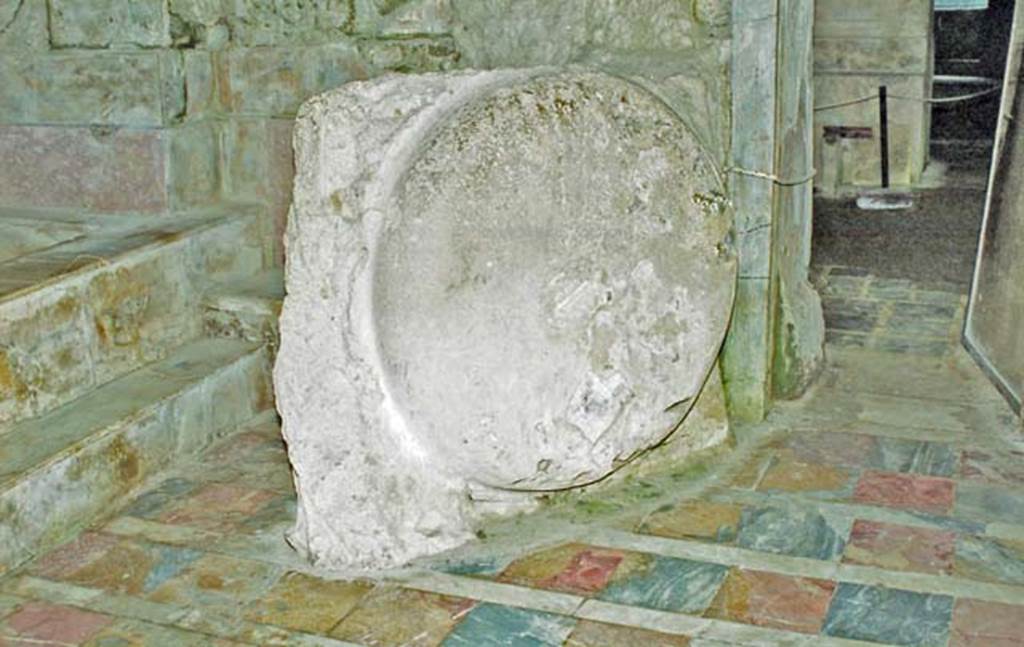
[813,0,935,192]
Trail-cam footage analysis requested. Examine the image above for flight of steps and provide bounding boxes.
[0,205,283,574]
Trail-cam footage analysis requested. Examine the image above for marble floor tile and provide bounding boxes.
[156,483,278,533]
[145,552,282,613]
[82,618,249,646]
[565,620,691,646]
[441,603,575,646]
[0,601,114,645]
[121,477,200,519]
[637,499,743,544]
[871,438,958,478]
[331,587,476,646]
[842,520,956,575]
[498,543,637,596]
[735,507,846,560]
[954,482,1024,522]
[949,598,1024,646]
[754,451,858,499]
[705,568,836,634]
[244,571,374,634]
[953,536,1024,586]
[29,533,202,596]
[853,471,956,514]
[959,449,1024,488]
[597,555,728,614]
[822,583,953,646]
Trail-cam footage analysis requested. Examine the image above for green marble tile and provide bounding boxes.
[954,536,1024,586]
[736,507,846,560]
[955,483,1024,523]
[597,555,728,614]
[442,603,575,646]
[872,438,957,477]
[822,583,953,646]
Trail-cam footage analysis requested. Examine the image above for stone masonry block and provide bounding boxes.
[49,0,171,48]
[217,44,369,117]
[0,126,168,213]
[588,0,697,52]
[0,51,172,127]
[451,0,589,68]
[0,0,48,49]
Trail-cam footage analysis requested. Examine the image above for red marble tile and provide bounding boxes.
[498,543,639,596]
[843,520,956,575]
[705,569,836,634]
[157,483,276,532]
[538,548,624,595]
[950,598,1024,646]
[852,471,956,514]
[3,601,113,644]
[30,532,121,580]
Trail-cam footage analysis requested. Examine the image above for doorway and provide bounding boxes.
[810,0,1013,359]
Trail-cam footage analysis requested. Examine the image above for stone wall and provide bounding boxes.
[0,0,731,266]
[813,0,934,192]
[0,0,823,421]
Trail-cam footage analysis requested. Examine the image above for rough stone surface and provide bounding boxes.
[276,69,735,569]
[49,0,170,48]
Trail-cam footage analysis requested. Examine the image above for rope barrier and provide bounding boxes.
[726,166,818,187]
[813,85,1001,112]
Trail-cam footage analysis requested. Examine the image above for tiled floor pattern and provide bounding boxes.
[814,266,967,358]
[2,315,1023,643]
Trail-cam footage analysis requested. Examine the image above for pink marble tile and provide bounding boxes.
[950,599,1024,646]
[853,471,956,514]
[30,531,121,580]
[157,483,277,532]
[843,520,956,575]
[706,569,836,634]
[4,601,113,644]
[538,548,624,595]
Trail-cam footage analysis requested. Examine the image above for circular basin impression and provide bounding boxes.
[277,68,735,569]
[374,73,734,490]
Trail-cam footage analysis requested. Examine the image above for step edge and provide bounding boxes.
[0,339,265,491]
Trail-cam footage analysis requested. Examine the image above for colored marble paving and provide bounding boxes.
[565,620,691,646]
[2,320,1024,646]
[843,520,956,575]
[597,555,729,614]
[822,583,954,646]
[735,507,847,560]
[637,500,742,543]
[950,599,1024,647]
[853,471,957,514]
[705,569,835,634]
[441,603,575,646]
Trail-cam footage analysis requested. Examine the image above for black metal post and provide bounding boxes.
[879,85,890,189]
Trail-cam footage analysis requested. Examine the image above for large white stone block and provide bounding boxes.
[276,68,736,569]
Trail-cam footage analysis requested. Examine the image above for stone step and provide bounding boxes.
[0,337,272,575]
[0,205,265,428]
[202,268,284,357]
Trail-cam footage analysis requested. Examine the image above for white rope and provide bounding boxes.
[814,94,879,112]
[814,85,1001,112]
[727,166,818,187]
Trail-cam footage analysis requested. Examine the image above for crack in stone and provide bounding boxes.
[0,0,25,34]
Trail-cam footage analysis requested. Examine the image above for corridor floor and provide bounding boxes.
[1,277,1022,646]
